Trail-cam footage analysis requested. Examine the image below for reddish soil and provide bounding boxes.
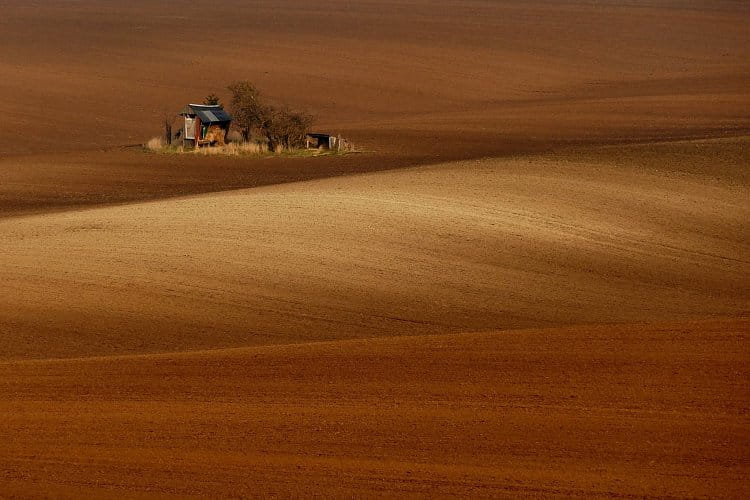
[1,318,747,497]
[0,0,748,497]
[1,0,748,217]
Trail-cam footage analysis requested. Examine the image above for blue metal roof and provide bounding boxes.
[180,104,232,123]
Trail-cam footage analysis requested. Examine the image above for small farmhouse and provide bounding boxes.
[179,104,232,148]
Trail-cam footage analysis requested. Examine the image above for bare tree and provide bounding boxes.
[227,81,263,142]
[260,106,285,151]
[203,93,222,107]
[261,106,315,151]
[227,81,315,149]
[285,110,315,148]
[163,111,176,146]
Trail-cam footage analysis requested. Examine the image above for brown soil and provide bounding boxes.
[1,318,747,497]
[0,0,748,497]
[1,0,749,217]
[2,141,748,360]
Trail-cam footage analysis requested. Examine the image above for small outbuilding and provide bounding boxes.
[306,133,346,151]
[179,104,232,148]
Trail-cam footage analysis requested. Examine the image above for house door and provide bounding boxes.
[184,117,196,140]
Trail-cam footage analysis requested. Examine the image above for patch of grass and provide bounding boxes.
[141,137,364,158]
[196,141,268,155]
[144,137,165,151]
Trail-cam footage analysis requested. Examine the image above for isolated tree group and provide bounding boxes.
[226,81,314,150]
[226,81,263,142]
[203,93,222,107]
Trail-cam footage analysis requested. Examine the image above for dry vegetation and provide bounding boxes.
[0,0,748,497]
[145,136,268,155]
[144,137,351,157]
[149,80,350,156]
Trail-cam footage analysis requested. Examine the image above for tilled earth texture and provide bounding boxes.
[0,0,748,497]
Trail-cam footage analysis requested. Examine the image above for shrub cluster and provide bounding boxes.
[227,81,314,150]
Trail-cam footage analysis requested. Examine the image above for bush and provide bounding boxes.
[260,107,315,151]
[226,130,244,144]
[145,137,164,151]
[228,81,315,148]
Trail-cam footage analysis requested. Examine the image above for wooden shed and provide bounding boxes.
[306,133,346,151]
[179,104,232,148]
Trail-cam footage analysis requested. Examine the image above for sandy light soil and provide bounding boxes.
[1,140,748,496]
[1,140,749,360]
[0,0,749,497]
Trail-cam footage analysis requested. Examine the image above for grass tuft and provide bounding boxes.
[142,137,362,157]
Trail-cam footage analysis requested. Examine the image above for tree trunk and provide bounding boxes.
[165,120,172,146]
[266,135,278,152]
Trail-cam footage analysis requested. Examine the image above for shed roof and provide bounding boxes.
[180,104,232,123]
